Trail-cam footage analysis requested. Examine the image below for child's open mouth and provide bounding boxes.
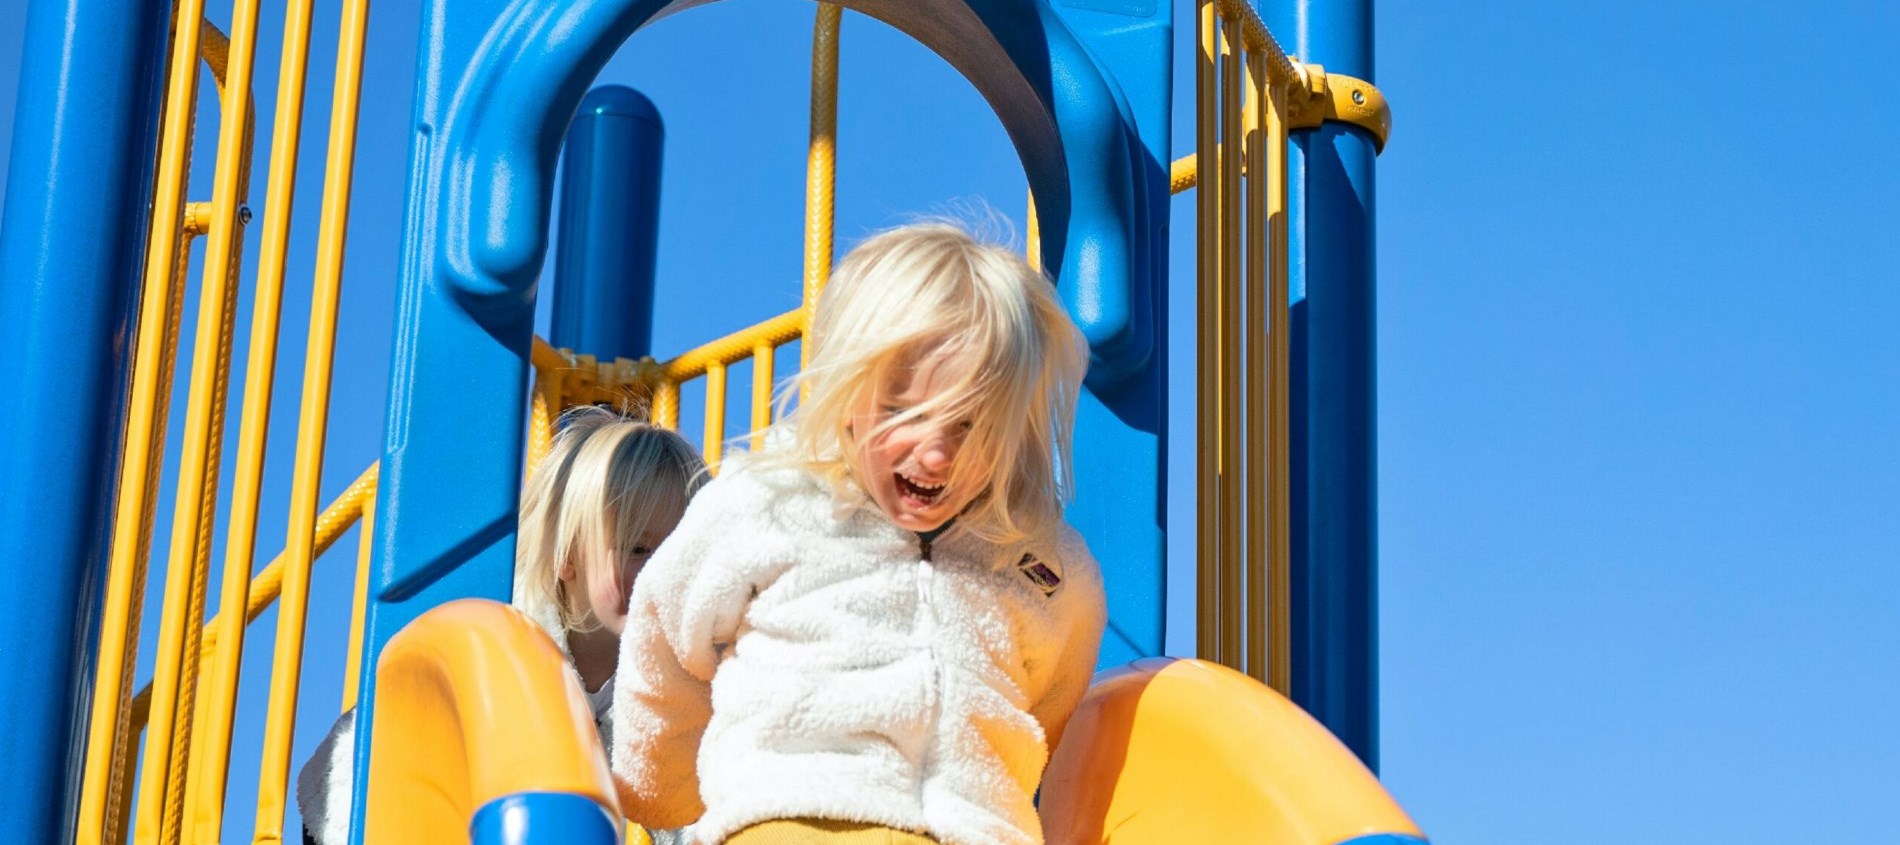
[894,471,947,507]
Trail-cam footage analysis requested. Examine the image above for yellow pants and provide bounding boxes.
[723,818,940,844]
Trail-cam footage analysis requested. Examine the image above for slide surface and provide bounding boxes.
[369,604,1424,844]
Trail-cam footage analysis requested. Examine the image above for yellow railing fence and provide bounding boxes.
[72,0,376,837]
[1191,0,1295,694]
[85,3,850,836]
[1170,0,1386,694]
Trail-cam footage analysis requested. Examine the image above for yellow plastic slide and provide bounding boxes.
[367,601,1423,844]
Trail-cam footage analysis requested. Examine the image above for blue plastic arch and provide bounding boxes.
[353,0,1165,839]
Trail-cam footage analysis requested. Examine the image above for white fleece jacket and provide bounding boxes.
[611,454,1107,845]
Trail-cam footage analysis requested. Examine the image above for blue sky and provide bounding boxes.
[3,0,1897,842]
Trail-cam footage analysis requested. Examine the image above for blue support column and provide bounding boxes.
[551,85,664,361]
[1284,0,1381,769]
[1045,0,1173,667]
[0,0,171,837]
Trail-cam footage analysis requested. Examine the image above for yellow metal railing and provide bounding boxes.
[1191,0,1295,695]
[76,0,833,840]
[1172,4,1387,696]
[73,0,377,837]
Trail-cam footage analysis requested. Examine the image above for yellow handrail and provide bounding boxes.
[124,467,380,731]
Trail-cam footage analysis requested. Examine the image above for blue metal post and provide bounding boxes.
[0,0,171,836]
[1284,0,1380,768]
[551,85,664,361]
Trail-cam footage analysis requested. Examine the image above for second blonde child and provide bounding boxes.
[297,408,704,845]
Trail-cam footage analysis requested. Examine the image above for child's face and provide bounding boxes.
[854,353,987,533]
[568,500,686,635]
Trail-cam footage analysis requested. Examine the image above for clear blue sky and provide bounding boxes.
[3,0,1896,842]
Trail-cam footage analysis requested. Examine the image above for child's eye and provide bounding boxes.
[955,420,975,432]
[630,546,654,557]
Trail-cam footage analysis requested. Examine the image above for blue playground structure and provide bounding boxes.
[0,0,1399,841]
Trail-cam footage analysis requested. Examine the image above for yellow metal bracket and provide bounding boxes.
[536,344,661,410]
[1285,64,1390,153]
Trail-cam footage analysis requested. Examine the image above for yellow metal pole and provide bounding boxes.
[1026,190,1040,272]
[1243,52,1268,684]
[1218,13,1244,671]
[342,500,376,710]
[704,362,727,472]
[1266,75,1293,698]
[75,0,208,836]
[1194,0,1219,664]
[133,8,263,843]
[803,3,840,371]
[188,0,321,835]
[253,0,370,837]
[1171,154,1198,194]
[751,343,774,449]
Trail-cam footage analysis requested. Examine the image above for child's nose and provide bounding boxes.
[918,438,956,473]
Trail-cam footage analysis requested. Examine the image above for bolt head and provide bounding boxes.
[1351,89,1366,105]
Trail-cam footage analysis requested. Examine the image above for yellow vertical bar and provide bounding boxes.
[1243,50,1268,684]
[1218,12,1244,672]
[341,500,376,710]
[750,343,774,449]
[1266,74,1293,698]
[528,357,564,478]
[75,1,207,837]
[188,0,321,836]
[253,0,371,837]
[1026,190,1040,272]
[133,7,264,843]
[1194,0,1219,663]
[704,362,728,472]
[803,3,841,370]
[95,231,198,845]
[656,381,680,430]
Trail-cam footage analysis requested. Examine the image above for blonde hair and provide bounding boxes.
[765,221,1088,544]
[516,406,707,632]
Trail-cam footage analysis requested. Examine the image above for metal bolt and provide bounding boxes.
[238,204,254,225]
[1351,89,1366,105]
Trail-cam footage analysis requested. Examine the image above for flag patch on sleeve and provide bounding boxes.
[1018,552,1062,597]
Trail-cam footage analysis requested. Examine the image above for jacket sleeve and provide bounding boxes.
[610,475,768,828]
[1028,526,1108,757]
